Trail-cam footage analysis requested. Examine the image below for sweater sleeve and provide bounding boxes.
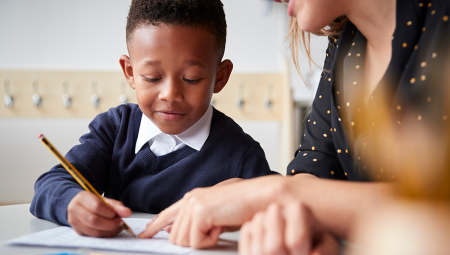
[30,108,122,226]
[238,141,280,179]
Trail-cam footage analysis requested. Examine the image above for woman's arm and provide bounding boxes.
[287,174,394,238]
[139,174,394,247]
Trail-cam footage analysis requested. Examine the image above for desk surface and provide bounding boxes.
[0,204,239,255]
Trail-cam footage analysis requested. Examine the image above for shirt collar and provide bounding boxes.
[135,105,213,154]
[135,113,163,154]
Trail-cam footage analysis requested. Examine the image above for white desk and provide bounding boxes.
[0,204,239,255]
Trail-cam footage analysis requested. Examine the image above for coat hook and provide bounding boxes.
[32,76,42,108]
[235,81,244,109]
[265,81,273,110]
[90,77,100,108]
[118,79,128,104]
[3,76,13,108]
[61,77,71,108]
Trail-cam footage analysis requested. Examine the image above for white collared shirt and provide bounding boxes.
[135,105,213,156]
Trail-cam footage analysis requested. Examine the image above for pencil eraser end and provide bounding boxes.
[38,134,43,140]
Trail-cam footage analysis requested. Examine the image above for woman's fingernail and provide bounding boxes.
[146,214,158,227]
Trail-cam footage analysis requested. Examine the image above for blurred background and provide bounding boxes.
[0,0,328,205]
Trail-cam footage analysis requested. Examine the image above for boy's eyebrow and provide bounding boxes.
[143,60,161,66]
[185,60,206,68]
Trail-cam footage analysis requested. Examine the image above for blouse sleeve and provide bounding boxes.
[287,39,347,180]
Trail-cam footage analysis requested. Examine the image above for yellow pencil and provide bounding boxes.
[38,134,135,237]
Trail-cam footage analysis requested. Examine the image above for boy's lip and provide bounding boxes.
[157,111,185,121]
[274,0,290,3]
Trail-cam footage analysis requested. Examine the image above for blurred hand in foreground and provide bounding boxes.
[239,202,339,255]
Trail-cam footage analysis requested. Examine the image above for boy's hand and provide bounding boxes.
[67,191,132,237]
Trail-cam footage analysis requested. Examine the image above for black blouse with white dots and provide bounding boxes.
[288,0,450,181]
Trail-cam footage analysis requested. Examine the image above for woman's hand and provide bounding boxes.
[239,202,339,255]
[138,175,289,248]
[155,178,245,234]
[67,191,132,237]
[139,173,388,249]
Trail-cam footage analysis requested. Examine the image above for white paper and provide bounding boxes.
[8,218,191,254]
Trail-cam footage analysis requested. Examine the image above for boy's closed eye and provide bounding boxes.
[183,78,203,84]
[141,76,203,84]
[142,76,162,83]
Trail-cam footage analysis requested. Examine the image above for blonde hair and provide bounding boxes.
[288,16,347,85]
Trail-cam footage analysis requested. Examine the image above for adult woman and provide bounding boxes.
[140,0,450,253]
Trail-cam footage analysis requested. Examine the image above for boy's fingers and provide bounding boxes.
[69,203,122,237]
[106,198,132,217]
[78,192,117,219]
[115,206,132,218]
[77,203,124,231]
[74,217,123,238]
[104,197,124,206]
[68,192,124,238]
[74,220,122,237]
[84,228,123,238]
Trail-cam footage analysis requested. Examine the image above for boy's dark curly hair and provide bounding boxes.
[126,0,227,58]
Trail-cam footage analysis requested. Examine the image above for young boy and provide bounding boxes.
[30,0,275,237]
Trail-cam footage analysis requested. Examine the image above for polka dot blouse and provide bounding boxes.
[287,0,450,181]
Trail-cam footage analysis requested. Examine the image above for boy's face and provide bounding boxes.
[120,25,232,135]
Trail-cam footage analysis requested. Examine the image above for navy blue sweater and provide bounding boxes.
[30,104,275,226]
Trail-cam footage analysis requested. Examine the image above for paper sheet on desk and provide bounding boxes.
[8,218,192,254]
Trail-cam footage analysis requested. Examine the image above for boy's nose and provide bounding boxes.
[158,81,184,103]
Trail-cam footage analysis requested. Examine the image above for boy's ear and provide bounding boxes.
[119,55,135,89]
[214,59,233,93]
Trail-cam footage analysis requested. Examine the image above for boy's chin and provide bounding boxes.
[157,125,188,135]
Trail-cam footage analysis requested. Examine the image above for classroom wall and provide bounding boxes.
[0,0,328,205]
